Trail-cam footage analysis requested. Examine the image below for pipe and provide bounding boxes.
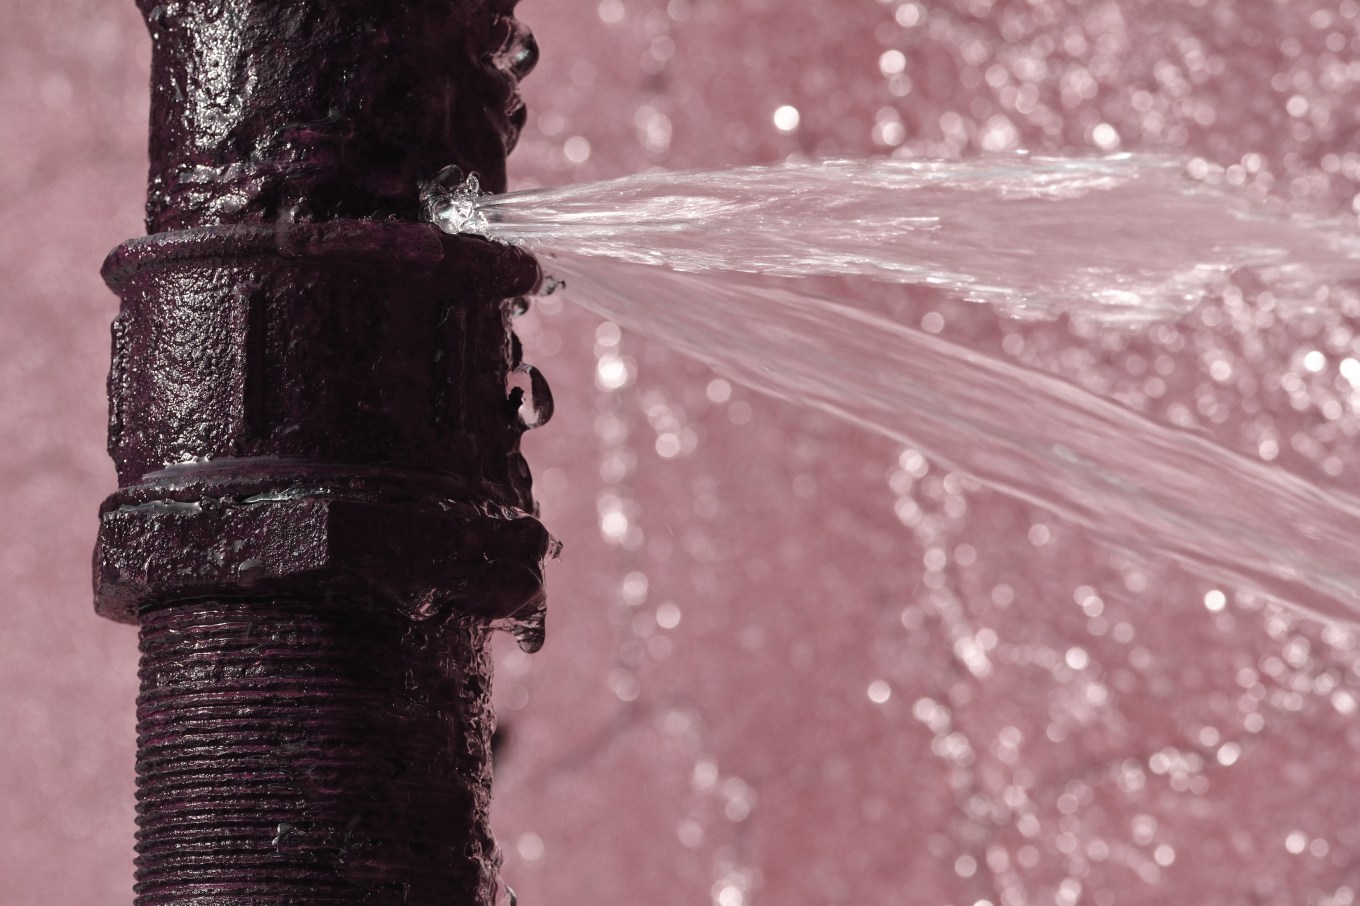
[95,2,550,903]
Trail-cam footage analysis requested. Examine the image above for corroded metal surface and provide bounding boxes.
[137,0,533,231]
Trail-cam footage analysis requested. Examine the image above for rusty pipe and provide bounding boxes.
[96,2,550,903]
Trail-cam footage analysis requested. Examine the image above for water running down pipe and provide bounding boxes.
[94,2,552,903]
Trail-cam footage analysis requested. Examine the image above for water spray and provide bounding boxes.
[425,160,1360,622]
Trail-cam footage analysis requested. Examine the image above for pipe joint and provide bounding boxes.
[96,220,552,629]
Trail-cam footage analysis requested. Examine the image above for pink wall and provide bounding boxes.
[3,1,1360,904]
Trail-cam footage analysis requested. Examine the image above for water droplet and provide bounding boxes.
[516,832,545,862]
[490,18,539,81]
[563,136,592,164]
[497,598,546,654]
[507,364,554,430]
[539,274,566,296]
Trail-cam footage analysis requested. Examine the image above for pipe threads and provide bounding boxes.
[134,597,500,905]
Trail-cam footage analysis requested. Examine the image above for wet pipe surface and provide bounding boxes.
[98,1,549,903]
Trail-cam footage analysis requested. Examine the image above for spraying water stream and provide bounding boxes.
[424,155,1360,623]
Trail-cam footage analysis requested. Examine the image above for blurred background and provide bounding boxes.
[4,1,1360,904]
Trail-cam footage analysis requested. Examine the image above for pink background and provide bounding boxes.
[4,1,1360,904]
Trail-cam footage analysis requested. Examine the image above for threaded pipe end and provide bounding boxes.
[134,597,499,905]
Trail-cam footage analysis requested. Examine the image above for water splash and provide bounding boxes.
[424,157,1360,622]
[421,166,489,236]
[434,155,1360,324]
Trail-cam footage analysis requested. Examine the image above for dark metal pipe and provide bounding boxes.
[96,2,549,903]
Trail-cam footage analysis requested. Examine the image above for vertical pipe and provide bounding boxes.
[96,2,549,903]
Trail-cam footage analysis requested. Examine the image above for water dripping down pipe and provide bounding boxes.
[94,2,552,903]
